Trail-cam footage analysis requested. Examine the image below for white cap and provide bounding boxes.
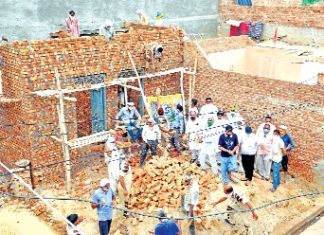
[279,124,287,130]
[183,173,193,181]
[100,178,110,187]
[136,9,143,15]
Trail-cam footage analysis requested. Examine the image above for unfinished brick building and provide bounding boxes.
[0,24,186,177]
[1,23,324,186]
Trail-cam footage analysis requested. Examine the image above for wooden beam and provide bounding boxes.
[54,69,71,192]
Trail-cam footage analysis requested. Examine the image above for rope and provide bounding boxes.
[0,190,323,220]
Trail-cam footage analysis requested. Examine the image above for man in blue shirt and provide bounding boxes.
[218,125,239,185]
[279,125,296,182]
[116,102,142,142]
[155,210,180,235]
[91,178,116,235]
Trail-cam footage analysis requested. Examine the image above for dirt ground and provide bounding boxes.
[0,207,56,235]
[1,154,324,235]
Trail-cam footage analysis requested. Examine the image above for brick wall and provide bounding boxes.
[0,24,185,180]
[220,0,324,29]
[185,39,324,180]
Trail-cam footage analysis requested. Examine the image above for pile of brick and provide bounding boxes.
[128,156,219,213]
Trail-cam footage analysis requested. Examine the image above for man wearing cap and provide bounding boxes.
[154,210,181,235]
[91,178,116,235]
[198,116,219,175]
[116,102,142,142]
[218,125,239,184]
[140,118,161,167]
[104,128,125,193]
[66,213,84,235]
[227,105,244,124]
[256,114,276,138]
[239,126,258,185]
[278,124,296,183]
[199,97,218,121]
[256,123,273,181]
[212,185,258,226]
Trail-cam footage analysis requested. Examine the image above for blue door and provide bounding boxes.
[91,87,107,133]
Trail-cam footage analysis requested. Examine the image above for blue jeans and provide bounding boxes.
[126,121,142,142]
[221,155,237,185]
[272,161,281,189]
[99,220,112,235]
[140,140,157,166]
[170,128,181,152]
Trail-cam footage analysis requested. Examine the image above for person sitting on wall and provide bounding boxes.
[100,19,115,40]
[66,10,80,37]
[116,102,142,143]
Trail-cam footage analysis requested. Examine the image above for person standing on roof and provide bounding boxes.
[155,11,165,26]
[136,9,149,25]
[66,10,80,37]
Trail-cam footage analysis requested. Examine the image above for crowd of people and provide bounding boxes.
[66,96,296,235]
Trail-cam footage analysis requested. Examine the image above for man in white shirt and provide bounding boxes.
[104,129,125,193]
[66,214,84,235]
[199,97,218,121]
[184,111,201,164]
[198,116,219,175]
[213,185,258,226]
[257,123,273,181]
[271,129,286,192]
[140,118,161,167]
[227,105,244,126]
[256,114,276,138]
[239,127,258,185]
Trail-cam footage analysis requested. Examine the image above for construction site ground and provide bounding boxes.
[1,150,323,235]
